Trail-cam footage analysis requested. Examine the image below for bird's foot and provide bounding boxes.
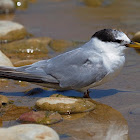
[83,90,90,98]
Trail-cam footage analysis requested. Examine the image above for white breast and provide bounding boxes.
[82,53,125,91]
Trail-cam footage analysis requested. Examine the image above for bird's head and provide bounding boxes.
[91,29,140,54]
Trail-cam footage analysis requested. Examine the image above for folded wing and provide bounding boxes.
[0,46,108,89]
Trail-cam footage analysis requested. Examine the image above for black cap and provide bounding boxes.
[91,29,121,43]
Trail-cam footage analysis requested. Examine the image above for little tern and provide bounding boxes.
[0,29,139,97]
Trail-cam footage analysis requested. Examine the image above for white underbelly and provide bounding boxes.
[81,55,125,91]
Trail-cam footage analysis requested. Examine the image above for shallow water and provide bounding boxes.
[0,0,140,139]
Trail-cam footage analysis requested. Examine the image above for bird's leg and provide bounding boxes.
[83,90,90,98]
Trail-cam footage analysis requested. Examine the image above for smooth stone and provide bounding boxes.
[0,79,12,90]
[36,97,95,114]
[1,37,51,60]
[0,50,13,66]
[0,50,13,84]
[53,99,129,140]
[19,110,62,124]
[0,124,59,140]
[0,20,28,42]
[130,108,140,115]
[1,94,129,139]
[49,39,77,52]
[1,104,31,121]
[50,94,67,98]
[132,32,140,54]
[132,31,140,42]
[0,13,14,20]
[0,95,9,108]
[0,0,15,14]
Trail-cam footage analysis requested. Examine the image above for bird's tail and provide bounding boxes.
[0,66,58,85]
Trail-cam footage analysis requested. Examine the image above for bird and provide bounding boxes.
[0,29,139,98]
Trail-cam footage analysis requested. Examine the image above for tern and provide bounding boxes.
[0,29,139,97]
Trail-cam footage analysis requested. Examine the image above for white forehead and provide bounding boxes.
[115,31,130,42]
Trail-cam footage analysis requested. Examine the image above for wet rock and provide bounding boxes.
[42,95,128,139]
[0,94,129,140]
[52,99,129,140]
[36,97,95,114]
[19,110,62,124]
[83,0,104,7]
[0,104,31,121]
[0,13,14,20]
[0,37,51,60]
[0,0,15,14]
[50,94,67,98]
[0,79,11,90]
[0,50,13,66]
[0,95,9,108]
[0,20,28,42]
[0,49,14,87]
[49,39,77,52]
[132,31,140,42]
[0,124,60,140]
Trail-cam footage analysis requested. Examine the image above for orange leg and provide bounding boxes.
[83,90,90,98]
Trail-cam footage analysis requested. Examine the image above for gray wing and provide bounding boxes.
[17,47,108,89]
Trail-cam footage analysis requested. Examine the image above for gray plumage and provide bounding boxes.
[0,42,107,91]
[0,29,132,96]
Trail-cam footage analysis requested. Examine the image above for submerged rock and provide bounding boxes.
[0,37,51,60]
[132,31,140,42]
[50,94,67,98]
[1,104,31,121]
[0,0,15,14]
[0,50,13,88]
[0,95,9,108]
[19,110,62,124]
[49,39,77,52]
[0,94,129,140]
[36,97,95,114]
[0,20,28,42]
[0,50,13,66]
[62,112,89,120]
[53,99,129,140]
[0,124,59,140]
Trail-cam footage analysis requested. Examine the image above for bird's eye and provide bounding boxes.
[115,40,123,43]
